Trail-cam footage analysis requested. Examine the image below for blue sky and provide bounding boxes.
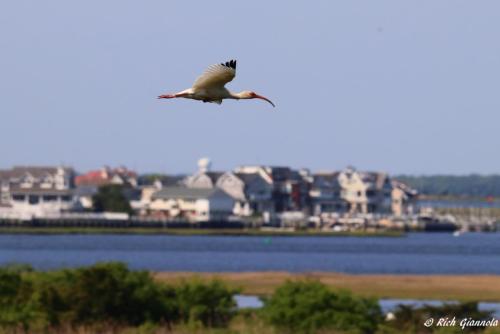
[1,1,499,175]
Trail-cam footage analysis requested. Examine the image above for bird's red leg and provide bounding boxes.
[158,94,176,99]
[158,92,189,99]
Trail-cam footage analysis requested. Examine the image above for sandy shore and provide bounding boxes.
[154,272,500,302]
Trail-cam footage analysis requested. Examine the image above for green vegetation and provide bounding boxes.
[176,280,238,328]
[261,280,382,334]
[0,264,498,333]
[396,175,500,198]
[92,184,133,214]
[379,302,495,334]
[0,263,236,333]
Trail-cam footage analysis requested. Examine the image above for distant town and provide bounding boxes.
[0,159,499,232]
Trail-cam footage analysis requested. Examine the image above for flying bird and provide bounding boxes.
[158,60,275,107]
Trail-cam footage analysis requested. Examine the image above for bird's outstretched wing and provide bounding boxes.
[192,60,236,90]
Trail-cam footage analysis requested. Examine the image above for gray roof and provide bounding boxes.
[8,188,73,195]
[0,166,73,180]
[313,172,341,186]
[152,187,230,200]
[137,175,185,187]
[205,172,224,184]
[235,172,261,185]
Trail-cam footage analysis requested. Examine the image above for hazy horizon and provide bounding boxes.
[3,160,500,177]
[2,1,499,175]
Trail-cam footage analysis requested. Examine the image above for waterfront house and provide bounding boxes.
[0,166,76,219]
[184,159,274,217]
[130,179,163,214]
[391,180,418,217]
[356,169,393,214]
[132,175,186,215]
[216,171,274,216]
[309,172,347,215]
[185,160,313,215]
[310,167,394,215]
[184,171,224,189]
[337,167,370,214]
[183,158,223,189]
[73,185,98,210]
[234,165,311,213]
[338,167,393,214]
[149,186,234,222]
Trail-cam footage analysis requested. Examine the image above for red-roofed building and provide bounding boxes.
[75,166,138,187]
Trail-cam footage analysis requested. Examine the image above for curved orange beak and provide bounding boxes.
[254,94,275,107]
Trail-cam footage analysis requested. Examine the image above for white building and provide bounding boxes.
[391,180,418,217]
[216,172,274,216]
[184,159,274,217]
[0,166,77,219]
[149,187,234,222]
[310,167,394,215]
[309,172,346,215]
[130,180,163,214]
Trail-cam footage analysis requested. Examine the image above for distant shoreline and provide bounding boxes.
[154,271,500,302]
[0,227,404,237]
[419,194,500,201]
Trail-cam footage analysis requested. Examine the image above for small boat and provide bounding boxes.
[453,228,467,237]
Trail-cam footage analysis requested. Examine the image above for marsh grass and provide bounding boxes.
[155,272,500,302]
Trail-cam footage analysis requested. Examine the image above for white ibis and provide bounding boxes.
[158,60,275,107]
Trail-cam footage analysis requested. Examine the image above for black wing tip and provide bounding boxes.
[222,59,237,70]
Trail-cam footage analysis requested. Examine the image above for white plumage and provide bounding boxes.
[193,63,236,91]
[158,60,275,107]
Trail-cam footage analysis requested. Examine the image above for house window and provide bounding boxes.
[43,195,57,202]
[60,195,71,202]
[357,191,362,197]
[29,195,39,205]
[12,194,25,202]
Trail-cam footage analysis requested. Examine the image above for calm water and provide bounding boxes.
[0,232,499,273]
